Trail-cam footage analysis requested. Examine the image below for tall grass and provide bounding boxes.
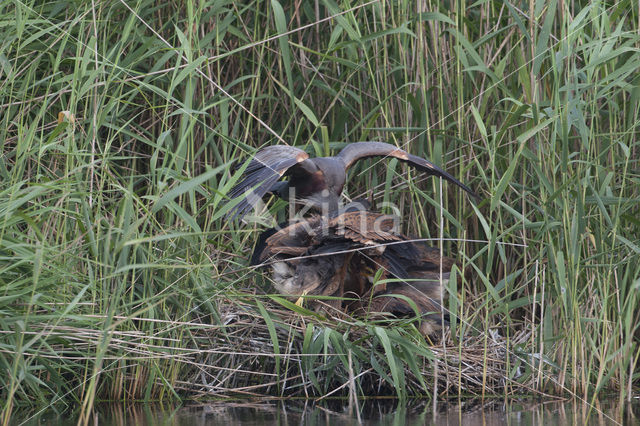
[1,0,639,422]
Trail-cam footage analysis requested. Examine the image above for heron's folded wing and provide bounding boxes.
[328,211,401,244]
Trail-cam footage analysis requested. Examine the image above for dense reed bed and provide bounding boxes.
[1,0,639,423]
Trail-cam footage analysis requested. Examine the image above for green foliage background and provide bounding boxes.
[1,0,639,420]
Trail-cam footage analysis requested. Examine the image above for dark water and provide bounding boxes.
[15,398,640,425]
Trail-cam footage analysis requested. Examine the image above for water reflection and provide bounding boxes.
[17,397,640,425]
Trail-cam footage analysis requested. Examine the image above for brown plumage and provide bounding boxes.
[252,208,456,335]
[227,141,476,219]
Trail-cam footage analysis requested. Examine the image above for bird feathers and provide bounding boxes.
[226,146,309,219]
[251,210,457,334]
[226,141,476,220]
[338,141,476,197]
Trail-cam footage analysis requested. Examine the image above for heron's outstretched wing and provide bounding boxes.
[226,146,310,219]
[336,141,476,197]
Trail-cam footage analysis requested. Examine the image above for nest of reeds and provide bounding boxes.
[172,292,536,399]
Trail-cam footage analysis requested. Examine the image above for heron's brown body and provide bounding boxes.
[252,209,457,335]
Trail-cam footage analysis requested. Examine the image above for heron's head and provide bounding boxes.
[270,261,322,296]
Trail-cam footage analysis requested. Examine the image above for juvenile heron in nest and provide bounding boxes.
[226,141,476,219]
[251,207,456,336]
